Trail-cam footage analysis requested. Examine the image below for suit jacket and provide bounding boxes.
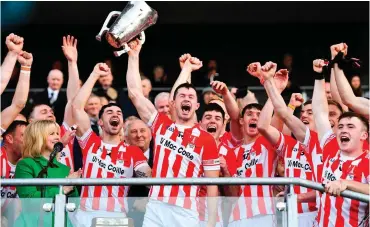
[31,89,67,125]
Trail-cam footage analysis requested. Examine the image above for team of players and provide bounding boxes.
[1,33,369,227]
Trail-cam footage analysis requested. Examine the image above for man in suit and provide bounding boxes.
[30,69,67,124]
[125,116,153,226]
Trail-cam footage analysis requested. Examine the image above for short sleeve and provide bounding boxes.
[129,146,150,171]
[302,126,311,147]
[147,112,170,135]
[76,128,100,157]
[202,136,220,171]
[273,133,287,157]
[320,129,336,149]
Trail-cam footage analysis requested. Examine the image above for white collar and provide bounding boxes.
[47,87,60,96]
[144,149,150,160]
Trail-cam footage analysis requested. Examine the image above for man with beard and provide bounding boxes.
[126,39,220,227]
[71,63,151,227]
[198,102,239,227]
[312,46,369,227]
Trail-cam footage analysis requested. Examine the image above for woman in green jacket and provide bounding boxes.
[14,120,82,226]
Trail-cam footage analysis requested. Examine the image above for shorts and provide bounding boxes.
[228,215,275,227]
[70,209,127,227]
[298,211,317,227]
[143,199,199,227]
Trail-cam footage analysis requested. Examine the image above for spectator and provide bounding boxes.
[194,59,220,86]
[350,74,363,97]
[84,94,102,135]
[14,120,81,226]
[95,67,119,102]
[151,65,168,87]
[154,92,170,117]
[141,75,153,102]
[29,69,67,124]
[202,87,218,105]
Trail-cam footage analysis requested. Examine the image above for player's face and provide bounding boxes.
[7,125,26,160]
[174,87,199,122]
[300,104,315,131]
[85,97,102,118]
[328,104,342,131]
[30,105,56,122]
[337,117,368,153]
[99,106,124,136]
[156,97,170,117]
[240,108,260,138]
[126,120,151,151]
[45,127,60,152]
[201,111,224,140]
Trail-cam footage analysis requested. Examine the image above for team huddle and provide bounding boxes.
[1,33,369,227]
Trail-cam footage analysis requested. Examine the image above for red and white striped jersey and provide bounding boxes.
[229,135,280,222]
[277,128,317,214]
[148,112,220,212]
[219,131,242,148]
[198,142,237,222]
[1,147,17,209]
[58,122,75,171]
[315,130,370,227]
[77,128,148,212]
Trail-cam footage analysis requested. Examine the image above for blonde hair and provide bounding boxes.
[22,120,60,158]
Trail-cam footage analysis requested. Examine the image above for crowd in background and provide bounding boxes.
[1,32,369,227]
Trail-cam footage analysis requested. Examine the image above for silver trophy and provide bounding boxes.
[96,1,158,56]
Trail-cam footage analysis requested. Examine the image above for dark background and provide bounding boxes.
[1,1,369,89]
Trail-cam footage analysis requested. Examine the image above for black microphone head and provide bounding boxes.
[53,142,64,152]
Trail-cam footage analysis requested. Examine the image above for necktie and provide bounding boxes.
[49,92,54,104]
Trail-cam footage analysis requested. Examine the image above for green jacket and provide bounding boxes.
[13,156,79,227]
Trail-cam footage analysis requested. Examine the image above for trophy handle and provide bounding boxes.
[113,31,146,57]
[96,11,122,41]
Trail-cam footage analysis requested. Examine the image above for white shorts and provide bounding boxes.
[199,221,223,227]
[228,215,275,227]
[143,199,199,227]
[298,211,317,227]
[70,209,127,227]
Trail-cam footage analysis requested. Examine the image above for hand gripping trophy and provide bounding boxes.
[96,1,158,56]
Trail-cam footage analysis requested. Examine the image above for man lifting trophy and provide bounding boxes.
[96,1,158,56]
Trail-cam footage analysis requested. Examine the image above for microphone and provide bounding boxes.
[49,142,64,164]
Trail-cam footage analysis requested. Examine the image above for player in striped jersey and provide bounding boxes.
[71,63,151,227]
[1,121,28,223]
[198,102,239,227]
[312,44,370,227]
[257,64,324,226]
[126,39,220,227]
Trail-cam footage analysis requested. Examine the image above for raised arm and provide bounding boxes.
[263,70,307,142]
[312,59,332,141]
[72,63,110,137]
[62,35,80,127]
[1,33,24,95]
[330,43,369,118]
[329,69,348,111]
[211,81,243,140]
[1,51,32,131]
[169,53,197,100]
[125,39,157,123]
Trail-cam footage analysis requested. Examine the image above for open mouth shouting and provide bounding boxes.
[302,120,310,125]
[206,125,217,133]
[109,117,120,127]
[181,102,191,114]
[340,134,350,144]
[249,122,257,129]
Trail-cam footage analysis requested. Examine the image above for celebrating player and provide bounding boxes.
[126,39,220,227]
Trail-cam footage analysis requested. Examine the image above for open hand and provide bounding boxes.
[6,33,24,53]
[62,35,78,62]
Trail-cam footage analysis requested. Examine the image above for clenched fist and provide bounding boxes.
[210,81,228,96]
[273,69,289,92]
[92,63,111,78]
[330,43,348,60]
[261,61,278,81]
[312,59,326,73]
[179,53,192,69]
[17,51,33,67]
[289,93,304,108]
[246,62,262,79]
[127,38,142,57]
[182,56,203,71]
[6,33,24,53]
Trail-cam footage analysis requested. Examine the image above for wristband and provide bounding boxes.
[288,104,296,111]
[20,65,31,75]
